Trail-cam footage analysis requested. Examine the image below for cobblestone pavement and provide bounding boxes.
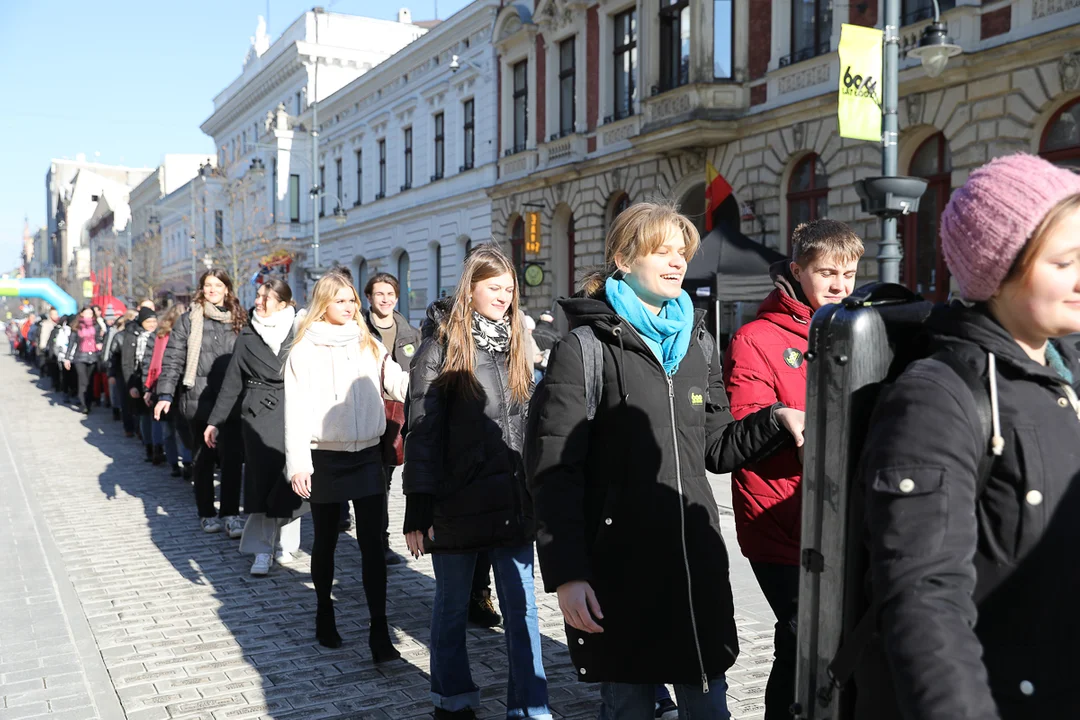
[0,354,773,719]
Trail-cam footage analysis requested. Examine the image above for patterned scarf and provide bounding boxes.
[471,311,510,354]
[183,302,234,388]
[135,328,151,369]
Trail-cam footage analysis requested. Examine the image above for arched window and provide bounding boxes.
[1040,98,1080,169]
[902,133,952,302]
[510,217,525,275]
[787,154,828,237]
[608,192,631,230]
[396,252,411,316]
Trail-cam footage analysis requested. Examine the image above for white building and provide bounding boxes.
[44,156,153,293]
[286,0,500,319]
[197,9,432,306]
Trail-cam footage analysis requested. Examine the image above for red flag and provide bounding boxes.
[705,162,733,232]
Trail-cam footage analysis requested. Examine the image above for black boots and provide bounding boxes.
[315,606,342,649]
[468,589,501,628]
[369,616,400,663]
[152,445,165,465]
[143,444,154,462]
[112,407,121,421]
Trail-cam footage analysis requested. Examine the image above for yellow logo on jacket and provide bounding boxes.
[688,387,705,409]
[783,348,804,369]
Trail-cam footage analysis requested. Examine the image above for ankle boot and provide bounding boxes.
[112,407,121,421]
[315,606,342,648]
[144,444,154,462]
[368,616,400,663]
[152,444,166,465]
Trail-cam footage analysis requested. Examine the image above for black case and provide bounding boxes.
[793,284,933,720]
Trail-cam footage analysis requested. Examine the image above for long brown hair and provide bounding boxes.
[581,201,701,296]
[291,273,380,359]
[193,268,247,333]
[260,278,295,307]
[437,243,532,404]
[157,303,186,337]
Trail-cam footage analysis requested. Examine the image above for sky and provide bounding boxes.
[0,0,473,272]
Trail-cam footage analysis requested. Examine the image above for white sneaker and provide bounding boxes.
[250,553,273,576]
[274,550,293,564]
[201,517,223,533]
[223,516,244,539]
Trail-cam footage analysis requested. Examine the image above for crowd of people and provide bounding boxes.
[5,151,1080,720]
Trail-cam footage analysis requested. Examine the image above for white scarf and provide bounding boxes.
[250,306,296,355]
[303,320,362,347]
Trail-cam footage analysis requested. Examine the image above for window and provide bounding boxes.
[512,60,528,154]
[609,192,631,228]
[567,213,576,295]
[902,134,952,302]
[900,0,955,26]
[787,154,828,237]
[433,113,445,180]
[335,158,343,211]
[377,140,386,198]
[558,38,576,137]
[511,217,525,276]
[271,158,277,220]
[289,174,301,222]
[432,244,444,299]
[714,0,733,79]
[354,150,362,206]
[462,100,475,170]
[660,0,691,91]
[611,9,637,122]
[786,0,832,66]
[1040,98,1080,170]
[396,252,411,315]
[403,128,413,190]
[319,165,326,216]
[295,91,302,115]
[214,210,223,246]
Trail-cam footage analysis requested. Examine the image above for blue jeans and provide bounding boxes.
[599,678,730,720]
[430,545,551,719]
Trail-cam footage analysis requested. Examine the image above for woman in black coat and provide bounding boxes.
[154,269,247,538]
[858,155,1080,720]
[403,244,550,720]
[526,202,803,719]
[63,306,106,413]
[205,279,301,576]
[123,307,159,461]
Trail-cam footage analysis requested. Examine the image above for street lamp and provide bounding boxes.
[907,20,962,78]
[203,253,214,271]
[247,157,266,179]
[333,204,348,227]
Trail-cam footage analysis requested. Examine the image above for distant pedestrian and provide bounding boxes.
[145,304,191,478]
[63,307,105,414]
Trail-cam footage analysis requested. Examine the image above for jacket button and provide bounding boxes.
[604,518,612,525]
[579,667,587,675]
[577,638,584,645]
[898,478,915,493]
[1059,397,1069,408]
[1019,680,1034,696]
[1026,490,1043,506]
[505,520,510,525]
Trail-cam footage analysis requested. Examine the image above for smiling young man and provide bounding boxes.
[722,218,863,720]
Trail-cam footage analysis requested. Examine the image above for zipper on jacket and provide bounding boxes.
[666,373,709,694]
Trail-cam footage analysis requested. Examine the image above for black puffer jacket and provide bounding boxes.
[525,292,790,686]
[156,310,239,426]
[860,303,1080,720]
[402,299,532,553]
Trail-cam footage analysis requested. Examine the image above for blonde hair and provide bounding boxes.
[582,201,701,295]
[437,243,533,404]
[292,274,379,359]
[157,303,186,337]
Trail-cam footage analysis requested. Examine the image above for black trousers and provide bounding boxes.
[183,416,243,518]
[751,562,800,720]
[74,362,94,410]
[311,496,387,619]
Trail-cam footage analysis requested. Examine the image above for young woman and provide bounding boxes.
[206,280,301,576]
[284,273,408,659]
[403,244,550,720]
[145,304,192,477]
[122,307,159,462]
[526,202,804,720]
[63,306,105,413]
[154,269,247,537]
[859,154,1080,719]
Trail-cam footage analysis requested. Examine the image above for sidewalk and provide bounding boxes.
[0,354,772,719]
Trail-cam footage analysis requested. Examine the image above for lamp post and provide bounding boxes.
[858,0,961,285]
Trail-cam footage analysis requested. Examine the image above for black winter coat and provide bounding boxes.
[403,300,532,553]
[525,293,790,686]
[860,303,1080,720]
[120,325,155,416]
[156,311,239,426]
[207,322,299,518]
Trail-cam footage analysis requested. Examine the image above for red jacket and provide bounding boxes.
[723,284,811,566]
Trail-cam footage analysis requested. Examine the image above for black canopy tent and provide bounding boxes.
[683,222,787,348]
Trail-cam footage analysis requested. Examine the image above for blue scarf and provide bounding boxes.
[605,276,694,375]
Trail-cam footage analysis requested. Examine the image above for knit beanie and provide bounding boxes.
[136,307,156,328]
[940,153,1080,301]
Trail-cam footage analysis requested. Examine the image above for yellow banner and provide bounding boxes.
[82,280,94,299]
[837,23,883,142]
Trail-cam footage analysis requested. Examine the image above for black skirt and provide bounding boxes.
[309,446,385,504]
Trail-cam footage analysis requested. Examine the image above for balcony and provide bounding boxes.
[603,107,636,125]
[539,133,587,168]
[779,41,831,68]
[504,144,528,157]
[635,84,743,152]
[597,113,642,152]
[497,149,538,180]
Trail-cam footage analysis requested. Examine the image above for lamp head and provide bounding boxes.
[908,22,962,78]
[450,55,461,72]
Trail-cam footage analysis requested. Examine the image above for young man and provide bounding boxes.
[722,219,863,720]
[363,273,421,567]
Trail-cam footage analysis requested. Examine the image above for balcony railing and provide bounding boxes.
[779,41,831,68]
[504,144,528,157]
[603,107,636,125]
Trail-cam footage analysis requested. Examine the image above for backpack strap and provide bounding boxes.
[571,326,604,422]
[825,350,997,694]
[697,327,715,372]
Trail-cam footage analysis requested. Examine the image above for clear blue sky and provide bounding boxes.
[0,0,471,271]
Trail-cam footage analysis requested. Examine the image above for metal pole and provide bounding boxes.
[878,0,901,284]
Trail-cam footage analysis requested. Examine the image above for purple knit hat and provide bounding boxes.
[940,153,1080,301]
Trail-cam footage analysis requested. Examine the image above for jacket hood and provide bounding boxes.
[421,297,454,341]
[757,261,813,338]
[769,259,813,308]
